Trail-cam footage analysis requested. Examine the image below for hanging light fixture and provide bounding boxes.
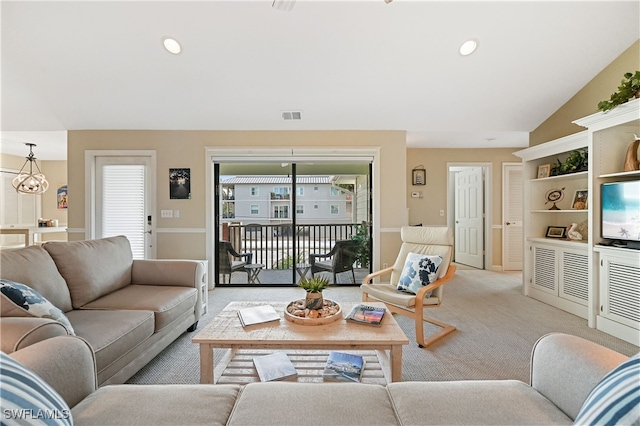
[12,143,49,195]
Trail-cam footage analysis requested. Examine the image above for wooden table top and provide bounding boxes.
[192,301,409,347]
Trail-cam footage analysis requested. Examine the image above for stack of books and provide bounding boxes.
[345,304,386,326]
[237,304,280,327]
[253,352,298,382]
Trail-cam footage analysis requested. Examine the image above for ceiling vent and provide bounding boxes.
[282,111,302,120]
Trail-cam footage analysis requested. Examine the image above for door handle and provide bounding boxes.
[506,222,511,225]
[145,230,152,234]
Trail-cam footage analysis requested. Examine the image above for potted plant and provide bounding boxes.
[351,223,371,268]
[597,71,640,112]
[297,276,331,310]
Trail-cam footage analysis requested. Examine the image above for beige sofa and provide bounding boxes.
[6,332,630,425]
[0,236,205,386]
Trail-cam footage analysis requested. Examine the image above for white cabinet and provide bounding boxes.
[529,240,589,318]
[594,247,640,346]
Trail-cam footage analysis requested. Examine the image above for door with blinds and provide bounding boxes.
[95,156,155,259]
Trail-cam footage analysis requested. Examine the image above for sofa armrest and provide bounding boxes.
[9,335,97,409]
[530,332,628,420]
[0,317,70,353]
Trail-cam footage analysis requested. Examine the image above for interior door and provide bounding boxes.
[95,156,155,259]
[503,164,523,271]
[454,167,484,269]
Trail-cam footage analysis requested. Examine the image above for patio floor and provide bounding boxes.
[217,267,370,286]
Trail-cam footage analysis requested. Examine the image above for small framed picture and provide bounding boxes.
[546,226,566,239]
[412,168,426,186]
[169,168,191,199]
[572,189,588,210]
[537,164,551,179]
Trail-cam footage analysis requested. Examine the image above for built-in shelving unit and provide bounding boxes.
[516,98,640,345]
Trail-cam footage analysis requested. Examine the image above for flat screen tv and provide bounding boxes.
[601,180,640,248]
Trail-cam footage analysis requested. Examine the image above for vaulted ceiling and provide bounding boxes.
[2,1,639,160]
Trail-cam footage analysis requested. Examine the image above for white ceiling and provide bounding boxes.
[1,1,639,161]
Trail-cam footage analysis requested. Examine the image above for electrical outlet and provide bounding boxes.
[439,209,445,216]
[174,210,180,218]
[161,210,173,218]
[383,263,388,268]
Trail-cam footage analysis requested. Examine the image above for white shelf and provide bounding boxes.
[527,237,588,248]
[599,170,640,179]
[530,209,588,213]
[531,171,588,183]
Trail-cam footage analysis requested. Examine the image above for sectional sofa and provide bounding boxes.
[0,236,205,385]
[4,332,637,425]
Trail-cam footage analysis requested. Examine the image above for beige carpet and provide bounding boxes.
[126,269,639,385]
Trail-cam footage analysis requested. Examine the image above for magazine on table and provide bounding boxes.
[237,304,280,327]
[253,352,298,382]
[322,351,365,382]
[345,304,386,326]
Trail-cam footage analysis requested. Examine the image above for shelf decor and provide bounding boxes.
[544,187,565,210]
[546,226,566,239]
[537,164,551,179]
[572,189,588,210]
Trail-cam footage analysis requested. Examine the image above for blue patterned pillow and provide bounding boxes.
[397,253,442,296]
[0,279,75,335]
[573,353,640,425]
[0,351,72,425]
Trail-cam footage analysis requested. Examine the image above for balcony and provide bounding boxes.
[219,222,370,285]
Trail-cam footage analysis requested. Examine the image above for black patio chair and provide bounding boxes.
[309,240,359,284]
[218,241,253,283]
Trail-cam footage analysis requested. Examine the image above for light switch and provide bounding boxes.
[161,210,173,218]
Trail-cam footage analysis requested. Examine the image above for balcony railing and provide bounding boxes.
[224,222,366,270]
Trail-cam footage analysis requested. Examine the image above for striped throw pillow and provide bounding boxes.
[573,353,639,425]
[0,352,72,425]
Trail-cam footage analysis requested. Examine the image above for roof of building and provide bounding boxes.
[221,176,330,185]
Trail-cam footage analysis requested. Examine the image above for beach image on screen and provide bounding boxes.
[601,181,640,241]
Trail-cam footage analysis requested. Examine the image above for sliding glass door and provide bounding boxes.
[214,160,371,286]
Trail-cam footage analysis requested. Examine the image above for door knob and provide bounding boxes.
[506,222,511,225]
[145,230,152,234]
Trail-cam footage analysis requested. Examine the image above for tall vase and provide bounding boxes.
[623,139,640,171]
[305,292,324,310]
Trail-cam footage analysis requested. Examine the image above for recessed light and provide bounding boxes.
[162,37,182,54]
[459,39,478,56]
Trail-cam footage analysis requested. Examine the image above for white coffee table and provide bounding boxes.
[192,301,409,384]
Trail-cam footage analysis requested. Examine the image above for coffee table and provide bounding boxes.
[192,301,409,385]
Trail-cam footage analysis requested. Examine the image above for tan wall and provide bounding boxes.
[67,130,407,266]
[530,40,640,146]
[407,148,522,268]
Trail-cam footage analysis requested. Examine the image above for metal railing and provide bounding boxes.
[224,222,365,270]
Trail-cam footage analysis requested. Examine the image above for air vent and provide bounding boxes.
[282,111,302,120]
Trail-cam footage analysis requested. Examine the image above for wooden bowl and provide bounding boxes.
[284,299,342,325]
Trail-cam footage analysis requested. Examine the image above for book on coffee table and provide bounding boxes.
[237,304,280,327]
[253,352,298,382]
[322,351,365,382]
[345,304,386,326]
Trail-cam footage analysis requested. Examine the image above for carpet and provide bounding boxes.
[126,269,639,385]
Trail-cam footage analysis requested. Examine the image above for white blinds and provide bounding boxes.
[101,164,145,259]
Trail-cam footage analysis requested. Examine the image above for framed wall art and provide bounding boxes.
[412,167,426,186]
[537,164,551,179]
[169,168,191,199]
[572,189,588,209]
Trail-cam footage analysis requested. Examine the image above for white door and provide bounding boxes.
[95,156,155,259]
[454,167,484,269]
[503,163,523,271]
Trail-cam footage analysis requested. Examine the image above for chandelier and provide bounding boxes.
[12,143,49,195]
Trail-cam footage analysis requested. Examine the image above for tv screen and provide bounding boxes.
[601,180,640,243]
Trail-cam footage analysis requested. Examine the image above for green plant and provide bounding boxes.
[351,223,371,267]
[597,71,640,112]
[297,276,331,293]
[551,149,588,176]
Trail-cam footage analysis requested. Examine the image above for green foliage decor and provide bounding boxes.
[597,71,640,112]
[551,149,588,177]
[351,223,371,267]
[297,276,331,293]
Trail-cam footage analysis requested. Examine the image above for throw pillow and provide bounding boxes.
[396,253,442,296]
[573,353,639,425]
[0,351,72,425]
[0,279,75,335]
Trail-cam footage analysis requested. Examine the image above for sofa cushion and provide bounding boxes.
[396,252,442,296]
[387,380,573,425]
[573,353,639,425]
[0,351,72,425]
[0,245,73,312]
[72,384,241,425]
[43,236,133,308]
[81,285,197,331]
[0,279,75,335]
[227,382,399,425]
[65,309,154,375]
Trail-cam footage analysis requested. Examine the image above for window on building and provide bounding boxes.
[314,204,319,209]
[297,187,304,196]
[251,204,259,215]
[330,205,339,214]
[274,205,289,218]
[250,187,259,196]
[273,187,290,199]
[296,205,304,214]
[331,187,340,196]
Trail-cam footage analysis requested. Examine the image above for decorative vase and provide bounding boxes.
[623,139,640,172]
[305,291,324,310]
